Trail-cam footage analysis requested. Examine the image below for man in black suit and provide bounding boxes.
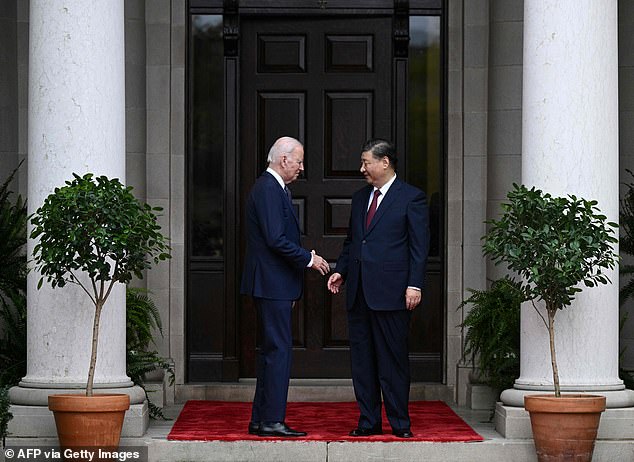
[327,139,430,438]
[241,136,330,437]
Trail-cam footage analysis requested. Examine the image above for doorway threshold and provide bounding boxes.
[176,380,453,403]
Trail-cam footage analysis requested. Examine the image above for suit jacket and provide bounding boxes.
[335,178,430,310]
[240,171,311,300]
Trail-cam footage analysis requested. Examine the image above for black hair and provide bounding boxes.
[361,138,398,171]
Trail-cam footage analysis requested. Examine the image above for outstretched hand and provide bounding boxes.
[310,250,331,275]
[327,272,344,294]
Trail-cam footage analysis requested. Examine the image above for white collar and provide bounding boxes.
[266,167,286,190]
[374,173,397,196]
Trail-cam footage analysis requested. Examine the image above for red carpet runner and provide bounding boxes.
[167,401,484,442]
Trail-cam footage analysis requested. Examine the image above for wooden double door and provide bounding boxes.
[237,16,443,381]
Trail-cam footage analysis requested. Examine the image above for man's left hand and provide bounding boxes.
[405,288,421,310]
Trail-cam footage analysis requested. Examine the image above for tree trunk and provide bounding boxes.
[547,305,560,397]
[86,301,103,396]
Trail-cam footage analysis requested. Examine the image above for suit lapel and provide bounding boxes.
[288,192,300,226]
[364,179,402,234]
[264,171,300,227]
[359,185,373,235]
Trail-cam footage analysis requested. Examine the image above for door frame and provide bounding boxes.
[185,0,445,382]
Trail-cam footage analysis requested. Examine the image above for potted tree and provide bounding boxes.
[30,173,170,449]
[483,184,618,462]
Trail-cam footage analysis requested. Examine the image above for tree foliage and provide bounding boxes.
[31,174,171,292]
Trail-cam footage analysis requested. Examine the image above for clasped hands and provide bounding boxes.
[310,250,331,275]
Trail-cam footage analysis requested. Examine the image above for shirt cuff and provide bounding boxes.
[407,286,421,291]
[307,254,314,268]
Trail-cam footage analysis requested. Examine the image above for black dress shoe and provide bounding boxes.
[349,426,383,437]
[248,422,260,435]
[258,422,307,437]
[392,429,414,438]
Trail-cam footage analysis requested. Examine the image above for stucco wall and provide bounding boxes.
[486,0,522,265]
[452,0,525,406]
[143,0,186,398]
[120,0,186,397]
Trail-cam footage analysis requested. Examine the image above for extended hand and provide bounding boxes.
[310,250,331,275]
[405,288,421,310]
[327,272,344,294]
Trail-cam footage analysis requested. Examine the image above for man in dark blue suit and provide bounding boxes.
[241,136,330,437]
[327,139,430,439]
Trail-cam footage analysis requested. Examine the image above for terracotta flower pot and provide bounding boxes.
[524,394,606,462]
[48,394,130,450]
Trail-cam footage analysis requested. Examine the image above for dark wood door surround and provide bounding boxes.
[187,0,444,383]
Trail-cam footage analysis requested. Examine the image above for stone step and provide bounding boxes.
[175,379,455,403]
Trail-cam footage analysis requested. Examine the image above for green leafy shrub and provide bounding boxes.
[0,291,26,389]
[0,165,25,443]
[0,385,12,446]
[0,164,27,390]
[620,169,634,306]
[459,277,523,396]
[126,288,174,419]
[618,172,634,388]
[0,162,27,306]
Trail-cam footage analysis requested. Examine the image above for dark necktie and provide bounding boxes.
[366,189,381,229]
[284,186,292,202]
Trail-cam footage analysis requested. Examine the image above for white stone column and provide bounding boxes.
[9,0,146,437]
[495,0,634,439]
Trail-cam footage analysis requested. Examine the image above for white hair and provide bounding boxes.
[267,137,303,163]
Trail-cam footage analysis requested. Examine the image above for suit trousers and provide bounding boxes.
[347,285,412,431]
[251,297,293,424]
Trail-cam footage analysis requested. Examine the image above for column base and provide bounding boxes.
[495,402,634,440]
[500,387,634,408]
[496,386,634,439]
[7,385,149,437]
